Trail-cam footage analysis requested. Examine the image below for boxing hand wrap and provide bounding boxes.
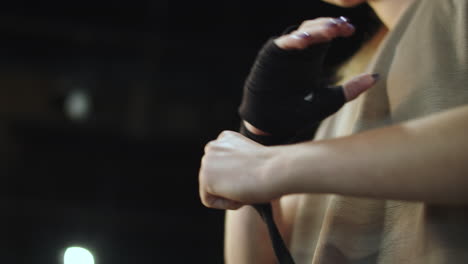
[238,38,346,138]
[236,25,358,264]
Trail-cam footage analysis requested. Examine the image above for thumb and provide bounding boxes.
[342,73,380,102]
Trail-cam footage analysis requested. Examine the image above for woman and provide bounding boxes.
[200,0,468,263]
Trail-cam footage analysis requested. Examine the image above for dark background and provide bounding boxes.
[0,1,374,263]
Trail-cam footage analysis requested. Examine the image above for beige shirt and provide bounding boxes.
[290,0,468,263]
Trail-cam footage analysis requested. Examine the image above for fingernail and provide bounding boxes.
[339,16,351,23]
[291,31,311,40]
[371,73,380,81]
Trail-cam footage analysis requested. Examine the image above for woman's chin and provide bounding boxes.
[321,0,367,7]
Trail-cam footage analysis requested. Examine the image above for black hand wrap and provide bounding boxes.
[238,38,346,141]
[238,31,347,264]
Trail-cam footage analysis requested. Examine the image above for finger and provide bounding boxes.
[204,140,216,153]
[300,17,354,38]
[217,130,239,140]
[275,17,355,50]
[333,16,355,37]
[202,192,244,210]
[342,73,380,102]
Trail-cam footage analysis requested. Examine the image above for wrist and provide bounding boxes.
[263,143,328,198]
[259,145,298,199]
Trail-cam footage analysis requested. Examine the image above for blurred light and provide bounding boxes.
[64,247,95,264]
[64,89,91,122]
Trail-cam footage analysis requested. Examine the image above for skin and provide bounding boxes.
[247,17,375,136]
[222,18,375,263]
[202,105,468,207]
[225,17,378,264]
[322,0,367,8]
[207,103,468,263]
[323,0,416,29]
[200,0,428,263]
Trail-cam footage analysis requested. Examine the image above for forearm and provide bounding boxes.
[225,196,299,263]
[270,105,468,204]
[225,206,276,264]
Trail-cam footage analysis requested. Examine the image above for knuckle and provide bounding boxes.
[218,130,238,140]
[318,17,337,26]
[221,130,235,137]
[299,20,311,28]
[218,130,230,139]
[317,17,335,23]
[299,19,317,28]
[204,141,215,152]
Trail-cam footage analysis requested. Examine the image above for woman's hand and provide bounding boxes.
[274,16,355,50]
[200,73,377,210]
[199,131,282,210]
[238,17,373,138]
[243,73,379,134]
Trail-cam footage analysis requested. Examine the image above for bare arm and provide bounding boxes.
[224,197,298,264]
[200,104,468,212]
[270,104,468,204]
[225,206,274,264]
[222,16,359,263]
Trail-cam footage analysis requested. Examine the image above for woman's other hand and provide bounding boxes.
[199,131,281,210]
[274,17,355,50]
[238,17,367,137]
